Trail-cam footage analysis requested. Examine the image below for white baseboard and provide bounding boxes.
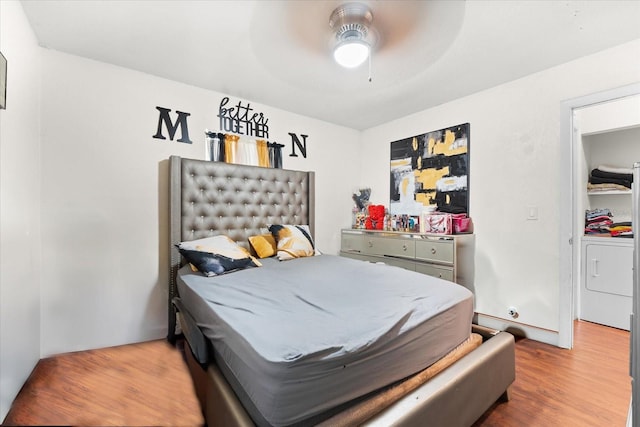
[474,313,560,347]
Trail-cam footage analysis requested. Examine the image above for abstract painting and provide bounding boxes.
[390,123,469,215]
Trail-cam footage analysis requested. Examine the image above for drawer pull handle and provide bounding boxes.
[368,241,373,248]
[438,273,443,278]
[402,244,407,251]
[431,248,437,255]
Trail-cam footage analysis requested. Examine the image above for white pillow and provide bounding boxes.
[177,235,260,276]
[268,224,317,261]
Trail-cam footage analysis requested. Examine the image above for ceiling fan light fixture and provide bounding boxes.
[329,3,374,69]
[333,39,370,68]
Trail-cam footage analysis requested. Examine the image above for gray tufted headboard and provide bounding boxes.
[168,156,315,340]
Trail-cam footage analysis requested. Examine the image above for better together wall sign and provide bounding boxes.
[217,97,269,138]
[152,97,308,159]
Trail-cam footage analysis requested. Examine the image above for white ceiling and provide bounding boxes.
[20,0,640,130]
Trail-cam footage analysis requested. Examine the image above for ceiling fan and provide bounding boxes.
[249,1,465,90]
[329,3,377,69]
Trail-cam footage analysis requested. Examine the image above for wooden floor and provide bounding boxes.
[2,340,204,427]
[2,320,631,427]
[473,320,630,427]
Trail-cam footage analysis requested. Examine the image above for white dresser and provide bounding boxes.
[339,229,475,293]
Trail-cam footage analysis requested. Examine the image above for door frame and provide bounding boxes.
[560,83,640,349]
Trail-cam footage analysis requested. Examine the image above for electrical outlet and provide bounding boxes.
[508,306,519,318]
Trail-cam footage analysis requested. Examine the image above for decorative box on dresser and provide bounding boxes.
[340,229,475,294]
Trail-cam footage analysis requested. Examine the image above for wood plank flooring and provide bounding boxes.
[2,339,204,426]
[474,320,631,427]
[2,320,631,427]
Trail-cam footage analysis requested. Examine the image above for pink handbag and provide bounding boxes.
[451,214,472,234]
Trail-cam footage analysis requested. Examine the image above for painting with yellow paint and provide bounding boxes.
[390,123,469,216]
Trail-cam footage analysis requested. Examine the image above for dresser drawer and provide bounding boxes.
[340,251,374,263]
[341,232,365,253]
[363,236,415,258]
[379,257,415,271]
[415,239,454,264]
[339,251,415,272]
[415,262,454,281]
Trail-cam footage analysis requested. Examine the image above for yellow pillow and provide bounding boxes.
[248,234,277,258]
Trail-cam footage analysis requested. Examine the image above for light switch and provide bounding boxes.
[527,206,538,220]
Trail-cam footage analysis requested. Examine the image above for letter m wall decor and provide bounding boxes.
[153,106,193,144]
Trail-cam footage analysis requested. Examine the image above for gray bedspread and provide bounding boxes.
[177,254,473,426]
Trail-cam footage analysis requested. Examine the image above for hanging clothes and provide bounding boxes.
[205,131,225,162]
[224,134,239,164]
[236,137,259,166]
[206,131,284,169]
[257,139,270,167]
[268,142,284,169]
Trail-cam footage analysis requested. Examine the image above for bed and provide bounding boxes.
[168,156,515,427]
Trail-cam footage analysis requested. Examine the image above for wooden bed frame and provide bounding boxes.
[168,156,515,426]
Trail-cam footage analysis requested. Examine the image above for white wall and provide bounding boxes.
[0,0,42,420]
[39,49,360,356]
[360,39,640,336]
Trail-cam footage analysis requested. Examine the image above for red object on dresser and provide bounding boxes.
[365,205,385,230]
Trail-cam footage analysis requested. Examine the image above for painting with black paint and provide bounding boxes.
[390,123,469,215]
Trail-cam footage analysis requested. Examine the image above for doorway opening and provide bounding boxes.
[560,83,640,349]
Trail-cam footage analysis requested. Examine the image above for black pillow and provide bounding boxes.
[177,247,256,277]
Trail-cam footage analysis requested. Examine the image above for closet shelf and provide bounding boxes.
[587,190,632,196]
